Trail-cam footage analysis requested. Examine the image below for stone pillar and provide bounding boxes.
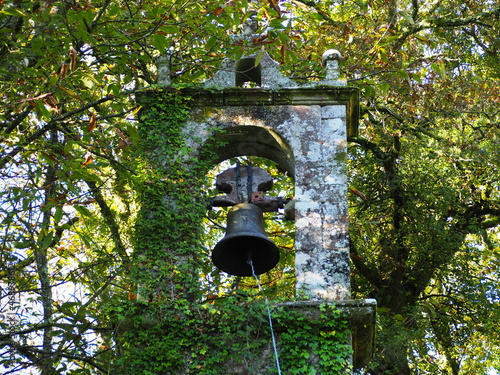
[292,104,350,300]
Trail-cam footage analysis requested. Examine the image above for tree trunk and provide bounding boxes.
[37,131,58,375]
[370,341,411,375]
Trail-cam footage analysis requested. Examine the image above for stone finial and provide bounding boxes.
[156,54,171,86]
[322,49,342,80]
[242,11,259,35]
[322,49,342,65]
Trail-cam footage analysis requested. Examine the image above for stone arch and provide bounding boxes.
[205,125,295,179]
[149,88,358,302]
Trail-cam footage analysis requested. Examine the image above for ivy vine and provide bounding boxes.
[114,297,352,374]
[110,88,352,374]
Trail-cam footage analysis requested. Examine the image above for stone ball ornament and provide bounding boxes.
[322,49,343,66]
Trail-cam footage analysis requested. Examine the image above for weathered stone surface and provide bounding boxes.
[137,87,358,300]
[322,104,346,119]
[181,98,351,300]
[155,54,171,86]
[135,84,374,373]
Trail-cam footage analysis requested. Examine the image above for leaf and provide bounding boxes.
[277,31,290,44]
[14,240,32,249]
[64,140,75,155]
[42,231,54,250]
[254,46,265,67]
[54,206,64,224]
[115,127,132,149]
[74,205,92,218]
[292,1,309,11]
[59,63,68,79]
[81,74,98,89]
[379,82,390,96]
[34,101,50,121]
[107,83,121,96]
[1,8,28,17]
[396,70,411,86]
[431,61,447,78]
[212,7,225,16]
[39,151,58,166]
[69,48,78,70]
[58,86,83,102]
[81,155,93,168]
[88,112,97,132]
[206,36,217,51]
[69,169,101,182]
[60,301,79,312]
[349,187,368,201]
[153,34,169,51]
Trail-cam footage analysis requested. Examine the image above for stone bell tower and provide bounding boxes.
[136,36,376,372]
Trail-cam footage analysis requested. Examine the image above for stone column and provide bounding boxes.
[292,104,351,300]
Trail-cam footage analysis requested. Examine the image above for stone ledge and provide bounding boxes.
[136,86,359,137]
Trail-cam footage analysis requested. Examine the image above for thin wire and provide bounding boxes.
[248,260,283,375]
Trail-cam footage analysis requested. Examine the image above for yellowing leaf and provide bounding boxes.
[349,187,368,201]
[69,48,78,70]
[1,8,28,17]
[58,86,83,102]
[81,155,93,168]
[88,112,97,132]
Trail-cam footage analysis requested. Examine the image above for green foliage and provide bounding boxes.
[275,304,352,374]
[2,0,500,374]
[131,89,212,300]
[112,298,351,374]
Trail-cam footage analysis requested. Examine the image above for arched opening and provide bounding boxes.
[205,125,295,179]
[196,125,296,299]
[235,58,262,87]
[201,156,295,300]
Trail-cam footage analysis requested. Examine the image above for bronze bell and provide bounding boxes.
[212,203,280,276]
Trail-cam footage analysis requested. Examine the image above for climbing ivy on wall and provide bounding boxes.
[111,88,352,374]
[131,89,207,301]
[275,303,353,374]
[114,296,352,374]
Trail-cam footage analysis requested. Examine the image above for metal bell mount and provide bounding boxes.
[209,163,285,276]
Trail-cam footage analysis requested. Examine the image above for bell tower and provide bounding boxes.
[135,40,376,372]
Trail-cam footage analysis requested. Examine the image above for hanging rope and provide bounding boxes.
[248,259,283,375]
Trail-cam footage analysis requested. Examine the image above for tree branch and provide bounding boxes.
[431,7,500,28]
[348,136,390,161]
[350,241,383,289]
[1,108,33,134]
[0,96,116,171]
[84,180,130,264]
[393,6,500,51]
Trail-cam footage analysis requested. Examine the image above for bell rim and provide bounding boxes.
[212,234,280,276]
